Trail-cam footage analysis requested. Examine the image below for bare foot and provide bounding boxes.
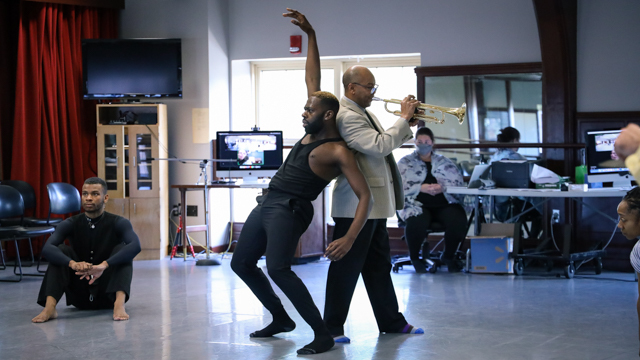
[32,308,58,323]
[113,304,129,321]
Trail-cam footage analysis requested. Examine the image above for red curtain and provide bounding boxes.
[8,2,117,256]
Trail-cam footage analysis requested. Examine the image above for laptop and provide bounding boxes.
[467,164,494,189]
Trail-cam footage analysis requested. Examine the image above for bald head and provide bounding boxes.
[343,65,376,108]
[342,65,374,90]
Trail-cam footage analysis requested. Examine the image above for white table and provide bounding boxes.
[447,186,629,277]
[446,186,628,198]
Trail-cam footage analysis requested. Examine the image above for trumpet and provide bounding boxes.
[372,97,466,125]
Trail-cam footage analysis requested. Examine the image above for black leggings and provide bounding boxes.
[230,191,326,332]
[37,243,132,309]
[404,203,467,261]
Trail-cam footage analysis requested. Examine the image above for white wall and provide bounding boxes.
[577,0,640,112]
[228,0,541,65]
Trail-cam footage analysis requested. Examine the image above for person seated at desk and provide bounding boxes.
[489,127,542,238]
[397,127,466,273]
[490,126,527,163]
[616,187,640,356]
[32,177,141,323]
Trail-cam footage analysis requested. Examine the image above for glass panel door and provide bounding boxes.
[128,125,159,198]
[97,127,125,198]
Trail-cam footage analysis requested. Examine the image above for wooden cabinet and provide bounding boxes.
[97,104,168,260]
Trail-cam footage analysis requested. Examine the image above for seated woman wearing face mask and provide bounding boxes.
[397,127,467,273]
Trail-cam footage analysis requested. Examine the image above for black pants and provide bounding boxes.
[37,244,132,309]
[404,203,467,261]
[324,218,407,335]
[230,191,326,332]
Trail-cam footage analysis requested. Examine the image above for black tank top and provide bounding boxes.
[268,137,342,201]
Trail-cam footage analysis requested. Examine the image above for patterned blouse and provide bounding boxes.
[397,151,464,221]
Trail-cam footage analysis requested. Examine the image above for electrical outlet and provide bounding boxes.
[187,205,198,217]
[552,209,560,223]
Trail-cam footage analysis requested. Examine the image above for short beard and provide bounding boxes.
[304,118,324,135]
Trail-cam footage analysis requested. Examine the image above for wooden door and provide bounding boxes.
[130,197,161,260]
[104,198,129,218]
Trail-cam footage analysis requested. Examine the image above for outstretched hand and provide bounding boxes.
[283,8,314,33]
[615,123,640,161]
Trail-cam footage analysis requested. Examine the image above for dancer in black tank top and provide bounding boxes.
[230,9,372,356]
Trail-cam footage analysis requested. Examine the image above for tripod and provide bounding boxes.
[155,157,232,265]
[170,212,196,260]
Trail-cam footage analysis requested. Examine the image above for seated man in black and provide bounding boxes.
[230,9,372,355]
[32,177,141,323]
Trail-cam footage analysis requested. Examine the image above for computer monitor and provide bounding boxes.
[215,130,283,182]
[585,129,633,186]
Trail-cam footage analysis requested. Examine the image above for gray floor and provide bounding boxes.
[1,257,638,360]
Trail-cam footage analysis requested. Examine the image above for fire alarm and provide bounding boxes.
[290,35,301,54]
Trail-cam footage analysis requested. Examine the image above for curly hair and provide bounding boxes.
[623,186,640,216]
[311,91,339,115]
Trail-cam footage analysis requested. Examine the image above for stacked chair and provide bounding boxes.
[0,181,81,281]
[0,185,55,282]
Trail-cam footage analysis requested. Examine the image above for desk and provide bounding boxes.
[171,183,326,262]
[447,186,628,277]
[171,183,267,261]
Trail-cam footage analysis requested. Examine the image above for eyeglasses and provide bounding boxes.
[352,82,379,94]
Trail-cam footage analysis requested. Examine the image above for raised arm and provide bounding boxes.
[324,146,373,261]
[283,8,320,96]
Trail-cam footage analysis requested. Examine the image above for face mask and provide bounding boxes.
[304,117,324,135]
[416,143,432,155]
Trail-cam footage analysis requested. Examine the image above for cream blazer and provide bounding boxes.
[331,97,414,219]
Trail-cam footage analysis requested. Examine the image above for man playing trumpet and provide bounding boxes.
[324,66,425,341]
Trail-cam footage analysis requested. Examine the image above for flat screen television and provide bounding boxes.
[82,38,182,99]
[585,129,633,186]
[215,130,283,182]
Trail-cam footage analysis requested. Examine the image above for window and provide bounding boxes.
[253,55,420,143]
[257,67,336,140]
[471,75,543,157]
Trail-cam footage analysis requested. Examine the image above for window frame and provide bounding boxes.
[251,54,421,145]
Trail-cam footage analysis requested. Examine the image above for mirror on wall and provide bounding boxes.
[416,63,543,163]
